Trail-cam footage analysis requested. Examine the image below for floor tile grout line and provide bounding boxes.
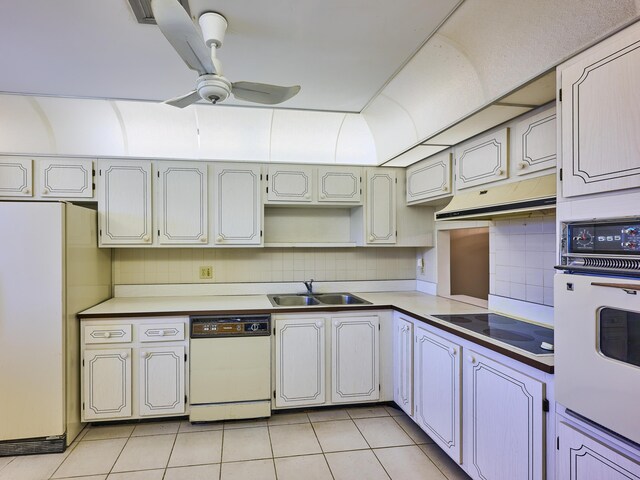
[266,419,277,479]
[106,421,139,477]
[389,413,420,445]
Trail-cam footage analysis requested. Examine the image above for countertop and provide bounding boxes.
[79,290,554,372]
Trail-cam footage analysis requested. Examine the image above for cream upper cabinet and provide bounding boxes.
[317,166,362,204]
[157,163,207,245]
[267,165,314,203]
[0,157,32,197]
[392,314,413,416]
[559,22,640,198]
[213,164,262,245]
[513,109,556,176]
[275,317,326,408]
[366,169,396,244]
[463,349,544,480]
[414,326,462,464]
[98,160,152,246]
[406,151,452,204]
[330,315,379,403]
[455,128,509,190]
[39,158,94,198]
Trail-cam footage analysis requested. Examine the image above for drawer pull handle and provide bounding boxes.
[104,332,111,338]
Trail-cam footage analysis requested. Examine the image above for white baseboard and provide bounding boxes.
[114,279,417,298]
[488,294,554,326]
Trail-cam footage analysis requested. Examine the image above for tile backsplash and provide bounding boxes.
[113,247,417,285]
[489,215,556,306]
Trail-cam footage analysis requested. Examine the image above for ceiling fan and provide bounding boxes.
[151,0,301,108]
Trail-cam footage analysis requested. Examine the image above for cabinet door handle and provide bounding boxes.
[42,188,49,195]
[315,321,323,328]
[448,347,456,356]
[467,355,476,364]
[142,351,150,358]
[442,185,448,191]
[142,235,150,242]
[333,321,339,326]
[320,193,326,199]
[517,162,527,170]
[591,282,640,294]
[217,235,223,242]
[495,169,504,177]
[22,187,30,194]
[304,193,311,199]
[200,237,207,243]
[121,352,129,359]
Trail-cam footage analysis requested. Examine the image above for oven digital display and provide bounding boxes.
[569,222,640,254]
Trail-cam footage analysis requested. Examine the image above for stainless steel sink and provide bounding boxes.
[268,294,319,306]
[267,293,370,307]
[313,293,370,305]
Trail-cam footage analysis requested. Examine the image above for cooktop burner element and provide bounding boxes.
[432,313,554,355]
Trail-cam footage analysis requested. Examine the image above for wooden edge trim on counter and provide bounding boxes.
[78,303,554,374]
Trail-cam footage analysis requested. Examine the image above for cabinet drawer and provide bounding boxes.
[84,325,132,344]
[138,323,185,342]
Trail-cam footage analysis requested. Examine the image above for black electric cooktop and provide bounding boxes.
[431,313,554,355]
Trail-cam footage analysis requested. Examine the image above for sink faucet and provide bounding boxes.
[303,279,314,294]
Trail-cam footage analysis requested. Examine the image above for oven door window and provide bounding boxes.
[598,307,640,368]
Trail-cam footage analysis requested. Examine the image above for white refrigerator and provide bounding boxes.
[0,202,111,455]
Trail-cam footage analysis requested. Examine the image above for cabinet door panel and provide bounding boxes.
[513,110,556,176]
[463,350,544,480]
[317,166,361,204]
[558,421,640,480]
[83,349,131,421]
[275,318,326,407]
[158,163,207,244]
[267,165,313,203]
[139,346,185,416]
[214,164,262,245]
[366,169,396,244]
[455,128,509,190]
[331,316,379,403]
[98,160,152,245]
[406,152,452,203]
[561,24,640,197]
[39,158,94,198]
[414,327,461,463]
[393,315,413,416]
[0,157,32,197]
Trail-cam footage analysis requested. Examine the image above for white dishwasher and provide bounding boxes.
[189,314,271,422]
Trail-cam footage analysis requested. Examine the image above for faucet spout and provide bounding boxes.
[303,279,314,294]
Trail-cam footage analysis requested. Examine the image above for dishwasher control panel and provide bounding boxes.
[190,315,271,338]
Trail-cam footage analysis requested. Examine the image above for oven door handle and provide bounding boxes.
[591,282,639,295]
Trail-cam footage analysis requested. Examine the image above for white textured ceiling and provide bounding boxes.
[0,0,461,112]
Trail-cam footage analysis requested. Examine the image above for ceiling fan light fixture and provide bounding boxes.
[197,74,231,104]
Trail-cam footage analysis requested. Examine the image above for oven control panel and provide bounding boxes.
[191,315,271,338]
[568,219,640,254]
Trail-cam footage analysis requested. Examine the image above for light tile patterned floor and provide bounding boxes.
[0,405,471,480]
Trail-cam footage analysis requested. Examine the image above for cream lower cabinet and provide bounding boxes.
[414,326,462,464]
[274,317,326,408]
[274,312,381,409]
[83,349,132,421]
[557,420,640,480]
[331,315,379,403]
[81,317,188,422]
[392,314,413,416]
[463,349,544,480]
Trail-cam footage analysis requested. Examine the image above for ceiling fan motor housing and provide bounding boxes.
[197,74,231,103]
[198,12,227,48]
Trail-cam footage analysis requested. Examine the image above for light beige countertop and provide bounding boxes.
[79,290,553,372]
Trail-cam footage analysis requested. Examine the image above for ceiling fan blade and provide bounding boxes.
[163,90,202,108]
[231,82,301,105]
[151,0,215,75]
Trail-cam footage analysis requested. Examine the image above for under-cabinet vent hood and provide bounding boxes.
[436,174,556,221]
